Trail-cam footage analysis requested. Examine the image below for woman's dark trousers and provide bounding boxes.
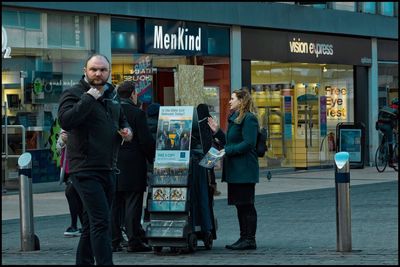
[65,180,83,228]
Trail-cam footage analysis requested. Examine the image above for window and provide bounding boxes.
[2,10,41,30]
[379,2,394,16]
[48,14,94,48]
[296,2,327,9]
[111,17,139,51]
[333,2,356,12]
[361,2,376,14]
[207,26,230,56]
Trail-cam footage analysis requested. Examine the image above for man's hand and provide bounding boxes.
[118,128,133,142]
[86,87,102,100]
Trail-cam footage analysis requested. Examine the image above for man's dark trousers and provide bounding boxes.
[112,191,145,247]
[71,171,115,265]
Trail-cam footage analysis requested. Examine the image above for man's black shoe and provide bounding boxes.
[121,239,128,247]
[127,243,152,252]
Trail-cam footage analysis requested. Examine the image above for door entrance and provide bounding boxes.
[152,67,175,106]
[294,83,321,169]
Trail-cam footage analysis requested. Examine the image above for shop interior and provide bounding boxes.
[251,61,354,169]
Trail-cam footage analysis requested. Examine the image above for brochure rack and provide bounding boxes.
[145,106,217,253]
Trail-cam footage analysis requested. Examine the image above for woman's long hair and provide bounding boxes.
[233,88,258,124]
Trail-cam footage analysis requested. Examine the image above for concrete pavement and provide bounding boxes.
[2,166,398,265]
[2,166,397,220]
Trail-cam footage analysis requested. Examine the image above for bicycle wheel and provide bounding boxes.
[375,143,388,172]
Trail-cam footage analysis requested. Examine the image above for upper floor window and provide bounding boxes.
[2,10,41,30]
[361,2,377,14]
[379,2,394,16]
[333,2,356,12]
[294,2,326,8]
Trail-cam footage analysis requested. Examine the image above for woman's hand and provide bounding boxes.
[207,117,219,134]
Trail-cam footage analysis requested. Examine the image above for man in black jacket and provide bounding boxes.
[58,54,132,265]
[111,81,155,252]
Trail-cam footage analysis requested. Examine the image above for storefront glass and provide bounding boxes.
[251,61,354,169]
[2,8,96,183]
[111,54,231,130]
[378,63,399,108]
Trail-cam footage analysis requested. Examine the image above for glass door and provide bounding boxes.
[294,82,321,168]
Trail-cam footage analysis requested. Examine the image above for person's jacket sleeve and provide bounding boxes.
[58,89,98,130]
[118,105,130,132]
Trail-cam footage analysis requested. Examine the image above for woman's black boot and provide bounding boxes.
[225,210,246,249]
[231,214,257,250]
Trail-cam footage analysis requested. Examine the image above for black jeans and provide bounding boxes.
[70,171,115,265]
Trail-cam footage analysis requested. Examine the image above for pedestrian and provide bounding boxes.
[207,88,259,250]
[58,53,132,265]
[111,80,155,253]
[56,129,83,237]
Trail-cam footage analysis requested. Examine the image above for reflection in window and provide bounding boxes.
[48,14,94,48]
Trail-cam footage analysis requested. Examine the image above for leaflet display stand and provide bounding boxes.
[145,106,217,253]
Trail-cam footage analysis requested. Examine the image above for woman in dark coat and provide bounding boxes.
[208,88,259,250]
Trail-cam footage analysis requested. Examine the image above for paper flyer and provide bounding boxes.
[199,147,225,168]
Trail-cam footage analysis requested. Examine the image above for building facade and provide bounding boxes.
[2,2,398,184]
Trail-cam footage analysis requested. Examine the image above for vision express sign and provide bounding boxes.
[242,28,372,66]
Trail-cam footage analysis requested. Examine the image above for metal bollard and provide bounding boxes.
[18,152,40,251]
[334,152,352,252]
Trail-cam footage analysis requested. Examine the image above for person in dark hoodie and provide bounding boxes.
[58,54,132,265]
[111,81,155,253]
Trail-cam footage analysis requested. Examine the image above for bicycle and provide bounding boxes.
[375,130,398,172]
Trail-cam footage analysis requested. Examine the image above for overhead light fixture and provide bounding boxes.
[323,66,327,72]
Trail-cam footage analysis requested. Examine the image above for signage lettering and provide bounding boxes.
[325,86,347,119]
[289,38,333,58]
[153,25,201,51]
